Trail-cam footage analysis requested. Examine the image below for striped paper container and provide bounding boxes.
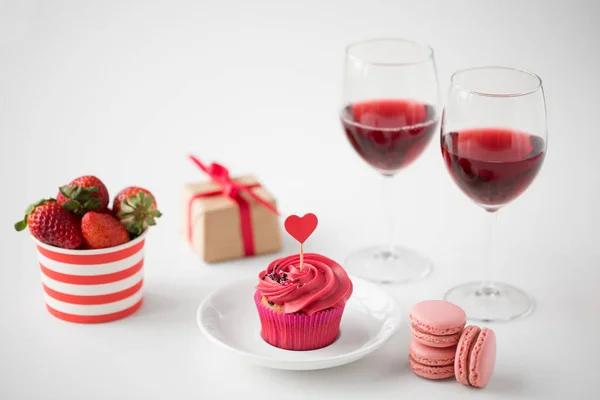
[35,232,146,323]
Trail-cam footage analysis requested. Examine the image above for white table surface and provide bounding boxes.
[1,0,599,398]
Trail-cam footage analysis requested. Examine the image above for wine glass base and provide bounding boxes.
[344,245,432,284]
[444,281,534,322]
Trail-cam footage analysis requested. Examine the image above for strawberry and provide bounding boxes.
[57,175,109,216]
[112,187,161,236]
[14,199,83,249]
[81,212,129,249]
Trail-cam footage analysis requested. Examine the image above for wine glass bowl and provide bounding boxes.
[340,38,440,284]
[341,99,438,175]
[441,127,546,211]
[441,66,548,321]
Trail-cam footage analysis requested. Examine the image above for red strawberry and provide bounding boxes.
[81,212,129,249]
[15,199,83,249]
[112,187,157,215]
[112,187,161,236]
[57,175,110,216]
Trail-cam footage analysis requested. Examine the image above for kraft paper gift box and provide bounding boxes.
[182,175,282,263]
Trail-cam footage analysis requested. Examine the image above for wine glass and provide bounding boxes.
[340,38,441,284]
[440,66,548,322]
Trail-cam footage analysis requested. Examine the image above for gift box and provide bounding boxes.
[182,157,282,263]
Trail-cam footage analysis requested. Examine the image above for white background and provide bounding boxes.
[1,0,599,398]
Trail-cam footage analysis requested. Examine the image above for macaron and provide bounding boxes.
[409,340,456,367]
[409,300,467,348]
[408,354,455,380]
[455,325,497,388]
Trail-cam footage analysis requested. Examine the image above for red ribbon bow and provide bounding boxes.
[188,155,279,257]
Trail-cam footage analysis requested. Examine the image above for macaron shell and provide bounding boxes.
[454,325,481,386]
[409,300,467,335]
[411,324,461,348]
[408,355,455,380]
[409,340,456,366]
[469,328,496,388]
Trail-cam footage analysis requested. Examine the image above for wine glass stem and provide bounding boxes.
[479,210,499,294]
[382,175,395,256]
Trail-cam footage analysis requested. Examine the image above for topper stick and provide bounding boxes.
[300,243,304,271]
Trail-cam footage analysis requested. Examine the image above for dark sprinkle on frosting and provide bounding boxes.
[265,265,292,285]
[268,301,275,306]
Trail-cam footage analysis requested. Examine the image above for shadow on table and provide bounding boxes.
[485,372,526,395]
[122,280,212,325]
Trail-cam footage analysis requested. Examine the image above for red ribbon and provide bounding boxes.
[187,155,279,257]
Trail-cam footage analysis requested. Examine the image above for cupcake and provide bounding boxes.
[255,253,353,351]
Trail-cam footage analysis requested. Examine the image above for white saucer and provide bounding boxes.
[197,276,401,370]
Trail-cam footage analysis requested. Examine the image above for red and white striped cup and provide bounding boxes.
[35,232,146,323]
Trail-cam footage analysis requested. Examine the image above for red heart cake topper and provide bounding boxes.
[285,213,318,244]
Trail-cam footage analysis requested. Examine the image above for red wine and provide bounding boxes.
[441,128,546,209]
[341,99,438,174]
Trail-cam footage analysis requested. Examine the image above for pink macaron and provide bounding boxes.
[409,340,456,367]
[408,354,455,380]
[408,339,456,380]
[409,300,467,348]
[455,325,497,388]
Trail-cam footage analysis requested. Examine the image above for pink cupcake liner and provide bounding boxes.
[254,291,344,351]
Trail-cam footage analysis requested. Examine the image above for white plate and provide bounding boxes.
[197,276,401,370]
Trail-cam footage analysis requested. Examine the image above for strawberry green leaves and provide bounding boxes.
[59,185,102,216]
[117,192,162,237]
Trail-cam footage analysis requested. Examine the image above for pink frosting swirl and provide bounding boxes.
[256,253,353,316]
